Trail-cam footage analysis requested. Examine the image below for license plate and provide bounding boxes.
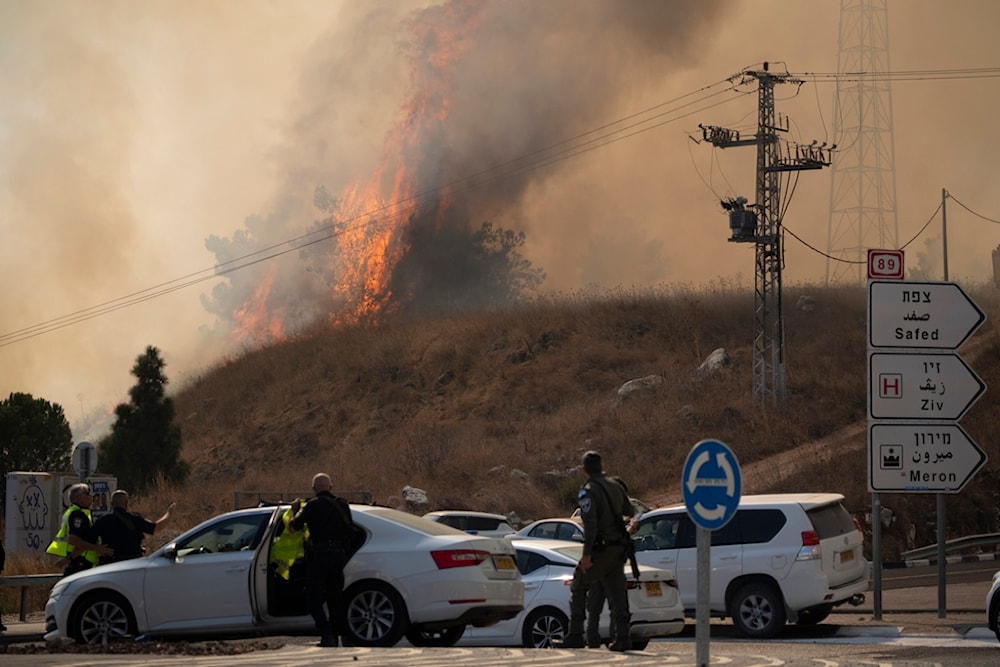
[644,581,662,597]
[839,549,854,564]
[494,555,516,570]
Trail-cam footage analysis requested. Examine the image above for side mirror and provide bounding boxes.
[162,545,178,561]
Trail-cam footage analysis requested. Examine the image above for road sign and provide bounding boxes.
[868,249,904,280]
[869,423,987,493]
[869,281,985,349]
[72,441,97,481]
[682,439,741,530]
[869,352,986,420]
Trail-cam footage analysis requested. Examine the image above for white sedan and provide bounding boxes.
[44,504,523,646]
[461,538,685,649]
[508,518,584,543]
[987,569,1000,641]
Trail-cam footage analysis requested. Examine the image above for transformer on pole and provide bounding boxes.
[701,63,831,403]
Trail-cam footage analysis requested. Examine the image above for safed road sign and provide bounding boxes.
[868,281,985,349]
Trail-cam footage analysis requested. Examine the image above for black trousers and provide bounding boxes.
[304,547,348,639]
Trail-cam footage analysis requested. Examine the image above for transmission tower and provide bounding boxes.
[701,63,831,403]
[825,0,900,284]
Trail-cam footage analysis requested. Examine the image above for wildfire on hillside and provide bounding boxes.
[210,1,716,350]
[230,2,483,343]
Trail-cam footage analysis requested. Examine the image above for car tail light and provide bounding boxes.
[796,530,822,561]
[853,516,863,533]
[626,580,641,590]
[431,549,490,569]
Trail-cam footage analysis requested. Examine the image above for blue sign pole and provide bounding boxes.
[682,439,742,667]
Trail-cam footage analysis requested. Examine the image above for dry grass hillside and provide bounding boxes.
[148,282,1000,561]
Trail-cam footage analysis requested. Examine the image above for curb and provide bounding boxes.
[834,625,901,638]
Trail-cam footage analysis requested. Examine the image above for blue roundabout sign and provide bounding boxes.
[682,439,742,530]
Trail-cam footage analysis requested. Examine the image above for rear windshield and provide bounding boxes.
[806,502,857,539]
[467,517,513,534]
[367,507,466,536]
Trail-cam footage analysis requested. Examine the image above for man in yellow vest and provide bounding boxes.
[269,499,307,615]
[47,483,113,577]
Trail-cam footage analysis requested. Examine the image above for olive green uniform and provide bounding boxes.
[567,473,631,647]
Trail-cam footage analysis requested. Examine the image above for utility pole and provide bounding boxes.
[700,63,832,403]
[825,0,899,284]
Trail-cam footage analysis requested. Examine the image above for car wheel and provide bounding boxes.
[992,592,1000,643]
[343,581,408,647]
[521,606,568,648]
[796,603,833,626]
[630,637,650,651]
[405,625,465,647]
[70,591,137,645]
[730,582,786,639]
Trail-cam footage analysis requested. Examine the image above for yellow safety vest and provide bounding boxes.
[269,508,306,580]
[46,504,100,566]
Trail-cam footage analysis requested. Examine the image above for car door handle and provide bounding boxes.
[225,566,248,573]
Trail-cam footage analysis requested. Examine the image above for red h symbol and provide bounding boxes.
[879,373,902,399]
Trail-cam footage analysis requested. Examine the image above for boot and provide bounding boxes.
[608,639,632,652]
[318,635,337,647]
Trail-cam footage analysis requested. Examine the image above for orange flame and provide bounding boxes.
[325,2,483,325]
[233,2,484,337]
[231,263,285,345]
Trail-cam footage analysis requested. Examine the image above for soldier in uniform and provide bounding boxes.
[289,473,354,648]
[585,475,636,648]
[556,450,632,651]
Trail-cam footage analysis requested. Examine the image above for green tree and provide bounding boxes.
[99,346,189,492]
[0,392,73,501]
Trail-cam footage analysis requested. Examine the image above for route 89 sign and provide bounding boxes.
[682,439,742,530]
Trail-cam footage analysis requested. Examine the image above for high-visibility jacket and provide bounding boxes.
[46,504,100,566]
[269,508,306,580]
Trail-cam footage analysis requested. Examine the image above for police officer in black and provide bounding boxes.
[289,472,354,648]
[92,490,174,564]
[556,450,632,651]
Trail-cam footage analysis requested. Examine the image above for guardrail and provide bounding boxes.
[0,573,61,621]
[900,532,1000,562]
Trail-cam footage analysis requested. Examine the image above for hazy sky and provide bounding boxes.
[1,0,998,439]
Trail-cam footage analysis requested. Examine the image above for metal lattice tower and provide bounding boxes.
[701,64,831,403]
[825,0,900,284]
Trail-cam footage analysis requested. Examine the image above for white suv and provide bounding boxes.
[631,493,869,638]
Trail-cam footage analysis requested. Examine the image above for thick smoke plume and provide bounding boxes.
[202,0,726,342]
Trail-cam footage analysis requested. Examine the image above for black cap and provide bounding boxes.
[582,450,602,474]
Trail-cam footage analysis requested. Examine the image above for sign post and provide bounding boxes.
[72,441,97,482]
[867,277,987,619]
[682,439,742,667]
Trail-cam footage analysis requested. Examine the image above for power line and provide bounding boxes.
[4,65,999,345]
[1,77,746,347]
[947,193,1000,225]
